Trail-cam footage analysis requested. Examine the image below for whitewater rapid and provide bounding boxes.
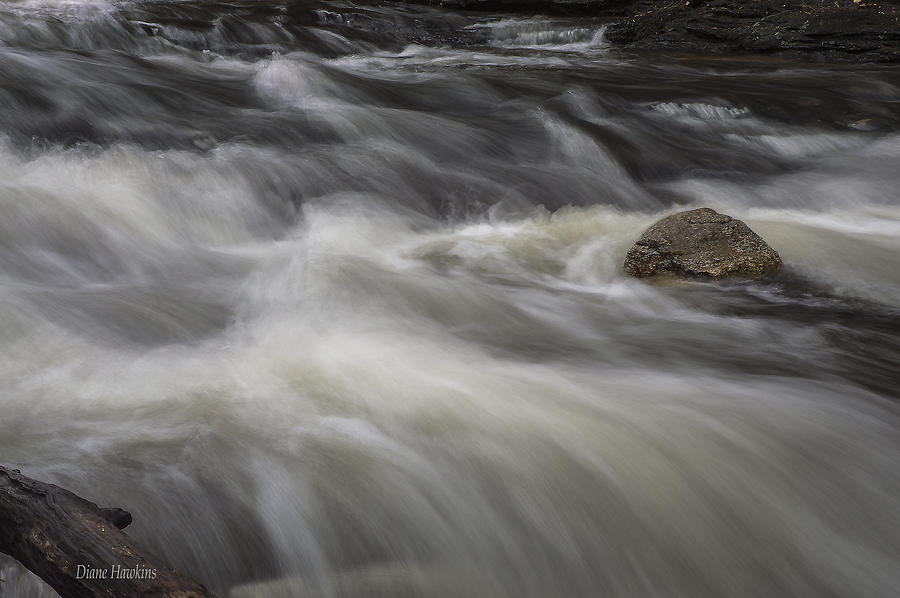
[1,1,899,597]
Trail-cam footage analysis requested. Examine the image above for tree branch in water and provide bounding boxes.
[0,465,217,598]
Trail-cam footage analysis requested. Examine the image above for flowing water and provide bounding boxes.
[1,1,900,597]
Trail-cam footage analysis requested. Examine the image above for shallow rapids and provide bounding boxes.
[1,1,900,597]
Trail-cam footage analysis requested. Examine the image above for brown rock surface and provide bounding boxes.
[624,208,782,279]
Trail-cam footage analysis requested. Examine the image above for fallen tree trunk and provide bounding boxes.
[0,466,217,598]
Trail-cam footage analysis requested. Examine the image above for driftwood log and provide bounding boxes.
[0,465,217,598]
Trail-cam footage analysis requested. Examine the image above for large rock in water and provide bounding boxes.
[624,208,782,279]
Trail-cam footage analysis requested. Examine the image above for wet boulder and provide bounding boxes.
[624,208,782,279]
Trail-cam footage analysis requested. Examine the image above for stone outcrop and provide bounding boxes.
[606,0,900,63]
[624,208,782,279]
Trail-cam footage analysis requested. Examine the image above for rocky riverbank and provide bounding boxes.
[67,0,900,63]
[389,0,900,61]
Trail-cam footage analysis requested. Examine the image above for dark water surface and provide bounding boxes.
[1,1,899,597]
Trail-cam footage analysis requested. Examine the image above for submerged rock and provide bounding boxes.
[624,208,782,279]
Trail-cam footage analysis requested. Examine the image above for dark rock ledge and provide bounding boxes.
[385,0,900,61]
[605,0,900,62]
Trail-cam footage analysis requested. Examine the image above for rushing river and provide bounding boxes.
[2,1,900,597]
